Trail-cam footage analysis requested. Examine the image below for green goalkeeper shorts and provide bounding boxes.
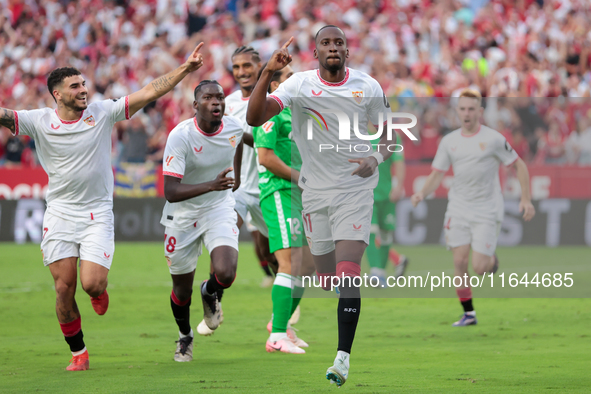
[260,188,305,253]
[371,199,396,232]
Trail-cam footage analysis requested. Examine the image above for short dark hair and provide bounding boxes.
[194,80,222,99]
[232,45,261,63]
[314,25,346,44]
[47,67,82,102]
[257,63,284,93]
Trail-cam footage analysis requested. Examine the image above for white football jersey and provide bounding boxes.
[160,115,244,229]
[431,125,519,222]
[14,97,130,217]
[269,68,392,194]
[225,90,259,196]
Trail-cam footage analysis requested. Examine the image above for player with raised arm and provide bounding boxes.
[252,64,315,354]
[246,26,395,386]
[410,90,535,326]
[367,134,409,286]
[0,43,206,371]
[161,80,244,362]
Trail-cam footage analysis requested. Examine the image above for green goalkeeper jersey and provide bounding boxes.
[374,133,404,202]
[253,107,302,201]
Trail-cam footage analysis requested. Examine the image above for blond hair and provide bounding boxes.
[458,89,482,106]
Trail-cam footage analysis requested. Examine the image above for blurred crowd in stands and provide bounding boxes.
[1,0,591,167]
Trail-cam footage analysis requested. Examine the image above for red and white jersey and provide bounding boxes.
[13,97,130,217]
[160,115,244,229]
[431,125,519,222]
[225,90,259,196]
[269,67,392,194]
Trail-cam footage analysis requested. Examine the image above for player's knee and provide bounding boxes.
[453,256,469,269]
[214,267,237,288]
[54,279,76,298]
[82,278,107,298]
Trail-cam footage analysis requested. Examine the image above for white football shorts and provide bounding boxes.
[233,188,268,237]
[301,189,373,256]
[41,208,114,269]
[443,213,501,256]
[164,204,239,275]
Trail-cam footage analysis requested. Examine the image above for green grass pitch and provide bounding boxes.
[1,243,590,393]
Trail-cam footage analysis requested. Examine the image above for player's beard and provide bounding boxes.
[322,57,344,73]
[209,120,222,129]
[65,96,87,112]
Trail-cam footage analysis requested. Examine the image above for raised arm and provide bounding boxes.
[246,37,293,127]
[127,42,205,118]
[0,108,15,134]
[410,170,445,207]
[512,158,535,221]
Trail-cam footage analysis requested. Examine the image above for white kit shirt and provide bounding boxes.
[13,97,130,217]
[160,115,244,229]
[431,125,519,222]
[269,67,393,194]
[225,90,260,196]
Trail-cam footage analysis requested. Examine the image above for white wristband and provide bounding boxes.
[370,151,384,165]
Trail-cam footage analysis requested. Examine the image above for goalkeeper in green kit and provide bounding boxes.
[253,64,314,354]
[367,134,409,286]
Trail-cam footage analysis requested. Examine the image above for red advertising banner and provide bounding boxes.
[1,165,590,200]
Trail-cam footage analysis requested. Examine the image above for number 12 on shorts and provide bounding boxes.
[302,213,312,233]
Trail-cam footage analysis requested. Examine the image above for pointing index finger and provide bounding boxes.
[281,36,294,49]
[193,42,204,56]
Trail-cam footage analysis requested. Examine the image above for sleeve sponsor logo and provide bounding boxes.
[262,121,275,133]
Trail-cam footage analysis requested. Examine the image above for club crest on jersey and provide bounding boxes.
[229,135,237,148]
[352,91,364,104]
[479,142,487,151]
[83,115,95,127]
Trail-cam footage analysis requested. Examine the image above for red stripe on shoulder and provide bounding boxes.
[163,171,183,179]
[12,110,19,136]
[269,95,284,111]
[125,96,130,119]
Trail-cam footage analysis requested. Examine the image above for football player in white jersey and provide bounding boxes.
[160,80,244,362]
[227,46,277,285]
[0,43,206,371]
[247,26,396,387]
[411,89,535,326]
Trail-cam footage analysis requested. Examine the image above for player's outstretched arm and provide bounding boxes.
[232,140,243,192]
[513,158,535,221]
[246,37,293,127]
[258,147,299,183]
[410,170,445,207]
[164,167,234,203]
[126,42,205,118]
[0,108,16,134]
